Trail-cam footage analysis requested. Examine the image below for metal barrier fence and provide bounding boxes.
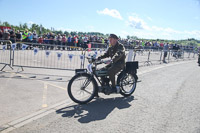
[12,42,86,71]
[133,49,197,66]
[0,40,13,71]
[0,41,198,71]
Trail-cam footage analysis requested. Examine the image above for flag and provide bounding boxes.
[57,52,62,60]
[34,48,39,55]
[100,49,102,53]
[45,51,50,58]
[88,43,91,52]
[80,55,84,61]
[11,43,16,51]
[22,44,28,50]
[68,54,74,61]
[95,50,98,55]
[2,45,6,51]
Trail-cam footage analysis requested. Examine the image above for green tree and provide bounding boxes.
[23,23,28,30]
[3,21,10,27]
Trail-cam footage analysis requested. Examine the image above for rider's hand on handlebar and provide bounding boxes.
[104,59,112,64]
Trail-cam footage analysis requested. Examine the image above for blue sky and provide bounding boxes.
[0,0,200,40]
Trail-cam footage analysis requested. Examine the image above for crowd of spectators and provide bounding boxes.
[0,28,199,52]
[0,28,109,49]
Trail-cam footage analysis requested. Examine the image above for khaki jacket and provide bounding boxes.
[100,42,126,66]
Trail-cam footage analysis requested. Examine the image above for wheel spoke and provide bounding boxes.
[83,89,93,95]
[81,78,91,89]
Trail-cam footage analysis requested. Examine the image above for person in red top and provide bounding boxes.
[160,42,164,47]
[38,36,43,49]
[38,36,43,44]
[62,34,67,50]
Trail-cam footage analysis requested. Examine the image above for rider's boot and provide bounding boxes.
[107,86,120,94]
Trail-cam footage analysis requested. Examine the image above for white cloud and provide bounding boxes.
[121,31,130,38]
[163,28,181,34]
[147,17,153,21]
[57,27,74,32]
[151,26,164,31]
[28,21,35,25]
[128,16,150,30]
[27,21,35,28]
[85,25,95,31]
[97,8,123,20]
[126,15,200,39]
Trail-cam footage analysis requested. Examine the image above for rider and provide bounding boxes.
[97,34,126,93]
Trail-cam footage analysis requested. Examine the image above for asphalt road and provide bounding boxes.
[1,60,200,133]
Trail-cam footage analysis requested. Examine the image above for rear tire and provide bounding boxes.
[68,73,97,104]
[117,73,137,97]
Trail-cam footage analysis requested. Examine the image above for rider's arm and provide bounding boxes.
[112,44,125,63]
[98,48,110,60]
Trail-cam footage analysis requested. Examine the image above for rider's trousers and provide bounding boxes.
[106,62,125,87]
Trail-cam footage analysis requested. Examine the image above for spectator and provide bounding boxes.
[2,29,10,49]
[78,35,83,48]
[32,30,37,43]
[43,37,48,44]
[16,30,22,49]
[163,43,169,63]
[74,35,78,48]
[67,35,72,50]
[16,30,22,42]
[57,34,62,50]
[49,32,54,50]
[0,30,3,40]
[83,35,88,49]
[10,28,16,43]
[54,35,57,45]
[48,32,54,44]
[27,32,33,42]
[62,35,67,50]
[2,29,10,40]
[22,29,29,42]
[38,36,43,44]
[102,37,104,44]
[71,35,75,50]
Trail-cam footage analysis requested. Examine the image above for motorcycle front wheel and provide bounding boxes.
[68,73,97,104]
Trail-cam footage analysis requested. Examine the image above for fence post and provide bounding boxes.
[133,50,136,61]
[168,50,170,63]
[0,40,13,71]
[188,51,190,59]
[144,50,152,66]
[193,51,195,58]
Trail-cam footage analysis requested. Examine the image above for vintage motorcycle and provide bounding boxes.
[67,55,139,104]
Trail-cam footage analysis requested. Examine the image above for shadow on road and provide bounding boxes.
[56,96,134,123]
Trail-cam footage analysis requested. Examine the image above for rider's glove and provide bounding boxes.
[105,59,112,64]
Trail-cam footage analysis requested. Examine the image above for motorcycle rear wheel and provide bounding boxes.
[117,73,137,97]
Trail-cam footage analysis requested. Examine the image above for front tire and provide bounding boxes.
[117,73,137,97]
[68,73,97,104]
